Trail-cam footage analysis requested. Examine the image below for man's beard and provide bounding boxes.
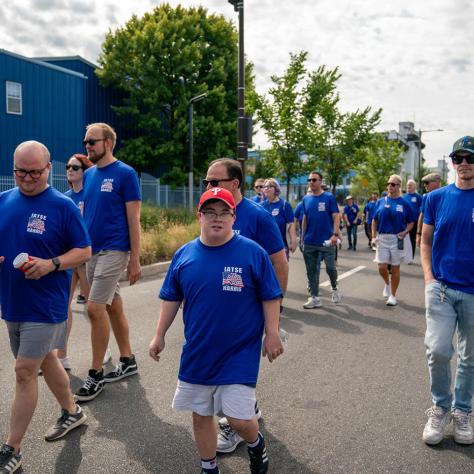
[89,149,106,163]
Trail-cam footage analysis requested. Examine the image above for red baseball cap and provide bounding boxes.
[198,187,236,211]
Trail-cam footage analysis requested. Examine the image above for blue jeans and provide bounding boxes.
[347,224,358,249]
[424,281,474,412]
[302,244,338,297]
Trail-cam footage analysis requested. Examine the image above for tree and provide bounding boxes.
[353,134,406,195]
[96,3,255,184]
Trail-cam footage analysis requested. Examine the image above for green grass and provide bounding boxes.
[140,205,200,264]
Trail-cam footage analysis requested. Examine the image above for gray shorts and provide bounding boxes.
[172,380,257,420]
[87,250,130,305]
[374,234,404,266]
[6,321,67,359]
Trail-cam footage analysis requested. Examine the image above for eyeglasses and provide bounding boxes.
[200,211,235,221]
[66,164,83,171]
[83,138,106,146]
[202,178,234,187]
[387,182,400,186]
[452,154,474,165]
[14,166,48,179]
[308,178,321,182]
[255,185,264,189]
[263,185,274,189]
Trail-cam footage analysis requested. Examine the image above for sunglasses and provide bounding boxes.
[66,164,83,171]
[83,138,106,146]
[255,185,264,189]
[308,178,321,183]
[387,182,400,186]
[452,154,474,165]
[202,178,234,187]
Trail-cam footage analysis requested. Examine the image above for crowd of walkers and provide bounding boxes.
[0,126,472,473]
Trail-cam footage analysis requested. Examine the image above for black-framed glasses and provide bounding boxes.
[452,154,474,165]
[66,164,83,171]
[200,210,235,221]
[202,178,234,187]
[83,138,106,146]
[308,178,321,183]
[387,182,400,186]
[14,166,49,179]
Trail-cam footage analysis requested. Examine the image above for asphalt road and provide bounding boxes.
[0,239,473,473]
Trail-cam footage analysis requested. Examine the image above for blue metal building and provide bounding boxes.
[0,49,122,175]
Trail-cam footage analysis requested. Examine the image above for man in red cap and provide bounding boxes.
[149,188,283,474]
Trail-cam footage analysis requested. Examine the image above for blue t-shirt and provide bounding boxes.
[0,187,90,323]
[260,199,294,248]
[402,192,423,220]
[420,193,428,214]
[251,195,265,204]
[374,196,415,234]
[294,202,304,239]
[424,184,474,293]
[65,188,85,215]
[302,192,339,245]
[160,234,282,385]
[364,201,377,225]
[233,198,284,255]
[344,204,360,225]
[83,160,141,253]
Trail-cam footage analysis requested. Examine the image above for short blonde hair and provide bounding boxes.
[86,123,117,149]
[14,140,50,166]
[388,174,402,185]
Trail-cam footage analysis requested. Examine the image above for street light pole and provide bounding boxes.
[188,93,207,212]
[228,0,247,191]
[417,128,443,188]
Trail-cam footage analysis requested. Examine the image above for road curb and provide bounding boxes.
[119,260,171,282]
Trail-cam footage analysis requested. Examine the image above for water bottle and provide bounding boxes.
[279,328,289,346]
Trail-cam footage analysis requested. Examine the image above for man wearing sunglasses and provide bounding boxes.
[75,123,142,403]
[421,136,474,446]
[204,158,288,455]
[0,141,91,472]
[251,178,266,204]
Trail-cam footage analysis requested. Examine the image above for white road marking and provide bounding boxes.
[320,265,366,287]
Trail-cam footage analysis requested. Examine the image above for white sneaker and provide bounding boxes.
[407,260,414,265]
[59,357,71,372]
[453,409,474,445]
[103,347,112,365]
[423,406,451,445]
[331,289,342,304]
[303,296,322,309]
[216,419,244,453]
[382,284,391,298]
[386,295,397,306]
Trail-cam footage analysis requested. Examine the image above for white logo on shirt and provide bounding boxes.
[271,209,279,216]
[396,204,404,213]
[411,197,417,202]
[318,202,326,212]
[101,179,114,192]
[222,266,244,292]
[27,213,47,235]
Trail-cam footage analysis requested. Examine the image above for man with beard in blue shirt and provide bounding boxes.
[203,158,288,455]
[421,136,474,446]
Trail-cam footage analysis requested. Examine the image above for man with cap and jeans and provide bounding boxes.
[0,141,91,473]
[421,136,474,445]
[149,187,283,474]
[203,158,288,454]
[416,172,442,249]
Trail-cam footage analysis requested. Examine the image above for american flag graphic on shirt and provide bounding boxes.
[222,271,244,288]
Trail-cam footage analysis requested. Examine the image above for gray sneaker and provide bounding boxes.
[44,405,87,441]
[422,405,451,445]
[303,296,322,309]
[452,409,474,445]
[331,289,342,304]
[216,420,244,453]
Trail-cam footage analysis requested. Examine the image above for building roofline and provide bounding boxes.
[33,55,98,70]
[0,48,87,79]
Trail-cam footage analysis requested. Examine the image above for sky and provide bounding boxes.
[1,0,473,175]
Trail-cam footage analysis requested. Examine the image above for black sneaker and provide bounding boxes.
[104,355,138,383]
[248,433,268,474]
[44,404,87,441]
[75,369,104,402]
[0,444,21,473]
[201,468,220,474]
[76,294,87,304]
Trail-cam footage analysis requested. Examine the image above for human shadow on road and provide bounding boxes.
[425,436,474,459]
[54,424,88,474]
[218,420,319,473]
[83,375,196,472]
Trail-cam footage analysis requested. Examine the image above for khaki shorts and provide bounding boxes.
[6,321,67,359]
[172,380,257,420]
[87,250,130,305]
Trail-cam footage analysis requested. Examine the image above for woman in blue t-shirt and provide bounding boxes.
[261,178,297,260]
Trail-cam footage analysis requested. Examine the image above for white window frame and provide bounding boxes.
[6,81,22,115]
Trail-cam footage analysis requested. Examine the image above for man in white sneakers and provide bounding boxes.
[421,136,474,445]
